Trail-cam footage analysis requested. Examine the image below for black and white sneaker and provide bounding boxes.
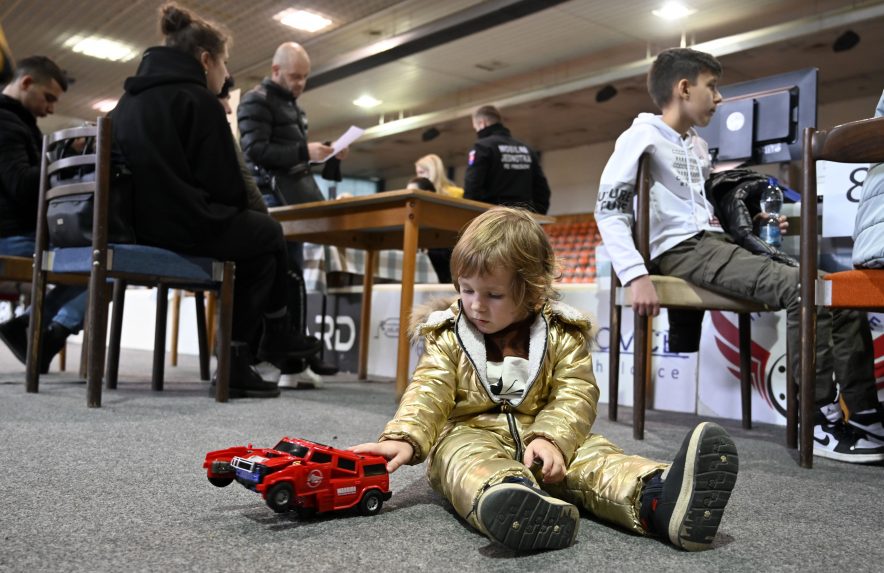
[846,404,884,445]
[650,422,739,551]
[476,477,579,552]
[814,418,884,463]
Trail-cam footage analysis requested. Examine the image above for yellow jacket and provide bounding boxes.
[381,299,597,466]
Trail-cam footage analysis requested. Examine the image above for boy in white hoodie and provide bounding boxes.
[596,48,884,464]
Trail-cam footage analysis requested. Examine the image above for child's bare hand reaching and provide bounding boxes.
[523,438,566,484]
[349,440,414,473]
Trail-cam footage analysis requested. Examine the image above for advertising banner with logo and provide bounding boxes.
[305,284,883,426]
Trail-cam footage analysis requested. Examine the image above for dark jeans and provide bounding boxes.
[192,210,288,344]
[651,231,878,413]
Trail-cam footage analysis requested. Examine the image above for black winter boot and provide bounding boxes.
[0,313,30,365]
[212,341,280,398]
[40,322,71,374]
[256,313,321,367]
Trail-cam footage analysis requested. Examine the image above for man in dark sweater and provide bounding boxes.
[464,105,551,214]
[0,55,85,373]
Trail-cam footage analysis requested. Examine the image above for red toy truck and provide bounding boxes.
[204,437,391,517]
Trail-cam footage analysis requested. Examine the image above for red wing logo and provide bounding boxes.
[711,311,773,408]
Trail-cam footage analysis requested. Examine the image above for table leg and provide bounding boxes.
[358,249,376,380]
[396,200,420,399]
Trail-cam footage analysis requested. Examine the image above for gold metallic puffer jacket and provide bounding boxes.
[380,299,597,466]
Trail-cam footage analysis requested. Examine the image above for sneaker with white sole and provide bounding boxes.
[846,404,884,444]
[646,422,739,551]
[254,361,281,384]
[476,476,579,553]
[814,417,884,463]
[278,365,324,389]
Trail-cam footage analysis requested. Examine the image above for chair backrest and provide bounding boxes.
[35,118,111,263]
[800,116,884,305]
[634,153,653,264]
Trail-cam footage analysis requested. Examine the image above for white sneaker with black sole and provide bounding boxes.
[813,419,884,463]
[278,365,324,389]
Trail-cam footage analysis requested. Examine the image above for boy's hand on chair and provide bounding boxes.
[349,440,414,473]
[523,438,565,484]
[628,275,660,316]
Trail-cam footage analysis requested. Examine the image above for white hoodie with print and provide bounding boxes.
[595,113,723,285]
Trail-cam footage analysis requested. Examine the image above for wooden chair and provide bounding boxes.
[798,116,884,468]
[25,117,235,407]
[608,154,770,440]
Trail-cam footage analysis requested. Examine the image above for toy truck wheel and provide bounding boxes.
[359,490,384,516]
[208,476,234,488]
[266,483,294,513]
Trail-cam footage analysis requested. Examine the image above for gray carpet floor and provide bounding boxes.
[1,346,882,573]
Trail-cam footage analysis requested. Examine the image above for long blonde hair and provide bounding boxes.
[415,154,457,196]
[451,207,558,312]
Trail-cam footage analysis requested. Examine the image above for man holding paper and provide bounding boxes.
[237,41,345,383]
[238,41,349,206]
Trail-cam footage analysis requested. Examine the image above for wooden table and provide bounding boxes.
[271,190,552,397]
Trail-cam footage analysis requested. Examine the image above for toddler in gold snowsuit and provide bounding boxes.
[352,207,738,552]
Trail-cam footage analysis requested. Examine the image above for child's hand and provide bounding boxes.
[523,438,566,484]
[628,275,660,316]
[349,440,414,473]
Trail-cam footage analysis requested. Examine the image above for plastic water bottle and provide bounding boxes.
[757,178,783,248]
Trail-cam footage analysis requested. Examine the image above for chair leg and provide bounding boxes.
[152,286,169,392]
[194,291,209,381]
[608,273,621,421]
[86,272,110,408]
[738,313,752,430]
[170,289,181,367]
[206,292,217,358]
[215,262,235,402]
[59,344,66,372]
[633,311,652,440]
[105,279,127,390]
[785,337,797,449]
[799,304,816,468]
[79,296,91,380]
[25,268,49,394]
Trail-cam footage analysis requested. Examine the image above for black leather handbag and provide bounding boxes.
[46,138,136,248]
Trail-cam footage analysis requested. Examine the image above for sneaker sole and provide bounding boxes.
[667,422,739,551]
[812,445,884,463]
[477,483,579,552]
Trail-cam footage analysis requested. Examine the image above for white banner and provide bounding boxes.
[819,160,869,238]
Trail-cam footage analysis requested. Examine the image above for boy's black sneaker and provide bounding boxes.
[814,416,884,463]
[476,476,579,552]
[256,314,322,366]
[650,422,738,551]
[845,403,884,444]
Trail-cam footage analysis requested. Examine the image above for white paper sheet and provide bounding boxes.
[311,125,364,163]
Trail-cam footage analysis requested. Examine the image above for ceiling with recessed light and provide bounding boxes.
[3,0,884,182]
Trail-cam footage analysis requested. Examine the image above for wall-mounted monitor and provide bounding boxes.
[696,68,818,166]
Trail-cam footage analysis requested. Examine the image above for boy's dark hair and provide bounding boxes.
[647,48,721,109]
[407,176,436,192]
[13,55,68,91]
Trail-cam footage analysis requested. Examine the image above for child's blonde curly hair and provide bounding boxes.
[451,206,558,312]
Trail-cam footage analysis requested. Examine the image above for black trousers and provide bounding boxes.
[194,210,288,344]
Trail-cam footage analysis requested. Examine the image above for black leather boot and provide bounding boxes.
[40,322,71,374]
[256,313,322,367]
[212,341,280,398]
[0,313,30,365]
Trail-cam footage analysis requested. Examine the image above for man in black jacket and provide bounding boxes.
[0,55,85,373]
[237,41,333,207]
[237,41,341,383]
[464,105,551,214]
